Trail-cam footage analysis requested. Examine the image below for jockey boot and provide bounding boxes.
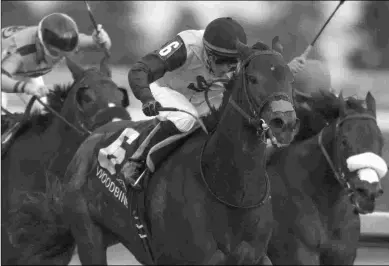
[121,120,182,189]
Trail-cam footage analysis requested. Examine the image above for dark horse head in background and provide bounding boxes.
[1,58,131,265]
[293,89,385,211]
[6,38,298,265]
[267,89,386,265]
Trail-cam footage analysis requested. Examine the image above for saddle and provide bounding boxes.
[1,97,36,156]
[95,118,200,190]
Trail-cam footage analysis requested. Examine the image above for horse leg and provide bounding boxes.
[257,254,273,265]
[320,241,358,265]
[64,191,107,265]
[205,249,227,265]
[223,241,272,265]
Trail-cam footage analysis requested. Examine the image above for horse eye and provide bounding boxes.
[248,75,257,84]
[341,137,348,147]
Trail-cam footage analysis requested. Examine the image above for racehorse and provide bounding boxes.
[267,89,387,265]
[1,57,131,265]
[8,39,300,265]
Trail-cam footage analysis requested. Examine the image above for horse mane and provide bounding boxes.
[14,82,74,138]
[295,89,368,141]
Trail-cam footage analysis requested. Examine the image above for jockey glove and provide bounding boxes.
[24,83,53,97]
[142,99,162,117]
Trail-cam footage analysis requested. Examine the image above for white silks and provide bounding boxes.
[346,152,388,184]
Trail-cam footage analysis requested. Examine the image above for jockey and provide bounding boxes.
[292,59,334,98]
[126,17,247,184]
[1,12,111,111]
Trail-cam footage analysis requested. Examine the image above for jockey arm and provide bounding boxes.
[1,53,49,97]
[128,35,187,103]
[77,25,112,52]
[1,52,24,93]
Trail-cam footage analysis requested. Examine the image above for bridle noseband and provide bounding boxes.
[318,113,377,190]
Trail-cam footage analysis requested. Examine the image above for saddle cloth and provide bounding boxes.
[95,118,201,179]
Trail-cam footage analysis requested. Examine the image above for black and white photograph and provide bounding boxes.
[1,1,388,265]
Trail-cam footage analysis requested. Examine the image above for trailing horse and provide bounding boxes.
[8,39,300,265]
[267,90,387,265]
[1,58,131,265]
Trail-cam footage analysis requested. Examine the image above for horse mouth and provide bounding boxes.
[350,192,376,214]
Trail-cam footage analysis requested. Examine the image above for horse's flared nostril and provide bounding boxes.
[377,188,384,198]
[269,117,285,130]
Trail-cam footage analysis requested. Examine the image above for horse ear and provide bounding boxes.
[272,36,284,54]
[365,91,376,117]
[235,39,251,59]
[66,57,84,81]
[100,56,112,78]
[338,91,346,116]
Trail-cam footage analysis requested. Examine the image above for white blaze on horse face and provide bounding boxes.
[108,103,116,107]
[347,152,388,184]
[357,168,380,184]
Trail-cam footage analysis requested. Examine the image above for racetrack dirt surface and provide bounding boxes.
[2,66,389,265]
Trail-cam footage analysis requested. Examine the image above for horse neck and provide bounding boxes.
[44,114,86,175]
[296,126,346,209]
[201,86,268,207]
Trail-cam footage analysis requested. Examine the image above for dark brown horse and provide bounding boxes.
[8,40,300,265]
[1,58,130,265]
[267,90,387,265]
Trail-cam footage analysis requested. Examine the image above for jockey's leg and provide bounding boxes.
[122,86,198,187]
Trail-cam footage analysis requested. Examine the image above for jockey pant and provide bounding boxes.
[150,83,224,133]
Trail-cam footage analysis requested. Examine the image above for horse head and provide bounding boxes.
[57,57,130,135]
[293,89,338,141]
[306,91,386,214]
[228,37,298,145]
[334,92,386,214]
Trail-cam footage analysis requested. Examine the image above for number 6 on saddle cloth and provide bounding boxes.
[96,110,204,187]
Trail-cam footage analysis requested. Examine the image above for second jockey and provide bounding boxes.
[126,17,247,183]
[1,12,111,111]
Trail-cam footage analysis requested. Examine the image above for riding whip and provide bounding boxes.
[84,0,111,58]
[301,0,346,59]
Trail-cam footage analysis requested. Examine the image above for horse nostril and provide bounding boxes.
[356,188,367,197]
[377,188,384,197]
[269,118,285,129]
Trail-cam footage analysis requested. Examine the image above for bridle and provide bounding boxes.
[224,49,293,143]
[199,49,295,209]
[318,113,377,191]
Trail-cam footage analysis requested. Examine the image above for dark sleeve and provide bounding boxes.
[128,35,187,103]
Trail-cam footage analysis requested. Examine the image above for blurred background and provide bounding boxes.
[2,1,389,108]
[1,1,389,264]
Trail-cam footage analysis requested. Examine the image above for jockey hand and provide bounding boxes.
[288,56,306,76]
[24,83,54,98]
[142,99,162,117]
[92,24,112,51]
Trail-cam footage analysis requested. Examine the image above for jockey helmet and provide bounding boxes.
[38,13,79,57]
[292,59,332,97]
[203,17,247,64]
